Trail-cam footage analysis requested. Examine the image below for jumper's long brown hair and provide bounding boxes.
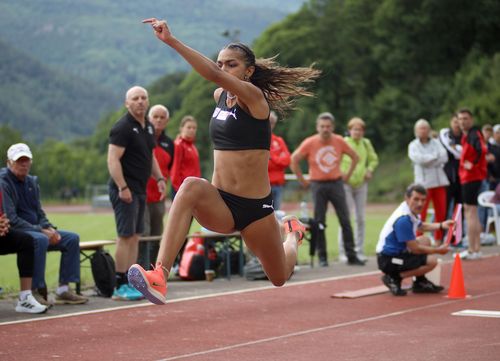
[224,43,321,116]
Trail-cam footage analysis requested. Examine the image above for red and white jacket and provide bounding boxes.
[459,126,487,184]
[170,136,201,192]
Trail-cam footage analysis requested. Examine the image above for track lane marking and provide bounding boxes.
[452,309,500,318]
[0,270,381,326]
[156,290,500,361]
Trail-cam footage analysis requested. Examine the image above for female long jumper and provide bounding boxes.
[128,18,320,304]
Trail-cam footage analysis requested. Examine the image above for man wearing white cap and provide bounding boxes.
[0,143,88,305]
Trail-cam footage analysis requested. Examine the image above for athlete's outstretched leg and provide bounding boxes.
[128,177,234,304]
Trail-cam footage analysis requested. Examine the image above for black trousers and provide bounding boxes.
[0,230,35,278]
[311,180,356,261]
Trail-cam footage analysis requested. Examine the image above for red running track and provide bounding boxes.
[0,255,499,361]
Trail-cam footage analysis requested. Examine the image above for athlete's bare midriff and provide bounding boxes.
[211,149,271,198]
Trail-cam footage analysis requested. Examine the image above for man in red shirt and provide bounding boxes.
[458,108,487,260]
[138,104,175,269]
[291,112,365,266]
[268,111,291,210]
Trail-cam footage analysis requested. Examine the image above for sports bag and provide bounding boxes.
[90,249,116,297]
[179,235,206,280]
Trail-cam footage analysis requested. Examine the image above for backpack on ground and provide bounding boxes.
[179,234,206,280]
[244,256,268,281]
[90,248,116,297]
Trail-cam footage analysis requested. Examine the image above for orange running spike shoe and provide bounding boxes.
[282,215,306,245]
[128,262,167,305]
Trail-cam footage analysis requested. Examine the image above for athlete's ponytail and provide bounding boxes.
[224,43,321,115]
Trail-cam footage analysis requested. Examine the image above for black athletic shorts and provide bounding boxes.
[218,189,274,231]
[109,185,146,237]
[461,180,482,206]
[377,252,427,276]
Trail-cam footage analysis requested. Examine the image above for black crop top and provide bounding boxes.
[209,91,271,151]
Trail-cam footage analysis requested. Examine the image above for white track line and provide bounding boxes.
[1,253,496,327]
[0,270,380,326]
[157,290,500,361]
[452,309,500,318]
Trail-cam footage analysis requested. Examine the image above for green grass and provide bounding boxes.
[0,208,392,294]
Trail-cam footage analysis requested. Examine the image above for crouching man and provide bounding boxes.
[376,183,452,296]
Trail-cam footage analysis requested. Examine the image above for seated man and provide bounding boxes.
[0,212,47,313]
[376,183,451,296]
[1,143,87,305]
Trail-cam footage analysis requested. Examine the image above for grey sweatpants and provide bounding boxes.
[338,182,368,259]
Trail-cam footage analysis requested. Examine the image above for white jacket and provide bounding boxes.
[408,137,449,189]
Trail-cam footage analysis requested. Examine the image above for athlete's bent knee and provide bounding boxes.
[177,177,207,199]
[427,255,438,267]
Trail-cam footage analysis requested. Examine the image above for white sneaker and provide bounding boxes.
[471,252,483,260]
[338,255,348,263]
[357,254,368,262]
[458,250,473,260]
[15,294,48,314]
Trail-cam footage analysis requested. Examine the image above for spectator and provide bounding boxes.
[408,119,449,243]
[457,108,487,260]
[482,124,493,145]
[490,182,500,213]
[0,209,47,314]
[107,86,167,300]
[338,117,378,262]
[376,184,451,296]
[477,124,500,236]
[138,104,175,270]
[268,111,291,210]
[0,143,88,306]
[170,115,201,196]
[291,112,365,266]
[439,114,463,218]
[486,124,500,190]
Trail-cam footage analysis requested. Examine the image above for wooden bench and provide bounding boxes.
[139,233,244,280]
[79,240,116,261]
[77,232,245,292]
[79,237,160,265]
[186,231,244,280]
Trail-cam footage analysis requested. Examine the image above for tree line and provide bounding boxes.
[1,0,499,200]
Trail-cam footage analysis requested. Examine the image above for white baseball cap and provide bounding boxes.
[7,143,33,161]
[493,124,500,133]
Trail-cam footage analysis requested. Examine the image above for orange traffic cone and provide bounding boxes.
[447,253,467,299]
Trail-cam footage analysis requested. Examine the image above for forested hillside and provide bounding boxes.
[0,0,304,141]
[0,39,120,141]
[0,0,304,95]
[1,0,499,200]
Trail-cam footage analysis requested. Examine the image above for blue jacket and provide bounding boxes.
[0,167,54,232]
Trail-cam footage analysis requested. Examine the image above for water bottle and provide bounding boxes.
[300,201,309,219]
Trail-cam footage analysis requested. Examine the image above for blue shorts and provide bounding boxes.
[218,189,274,231]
